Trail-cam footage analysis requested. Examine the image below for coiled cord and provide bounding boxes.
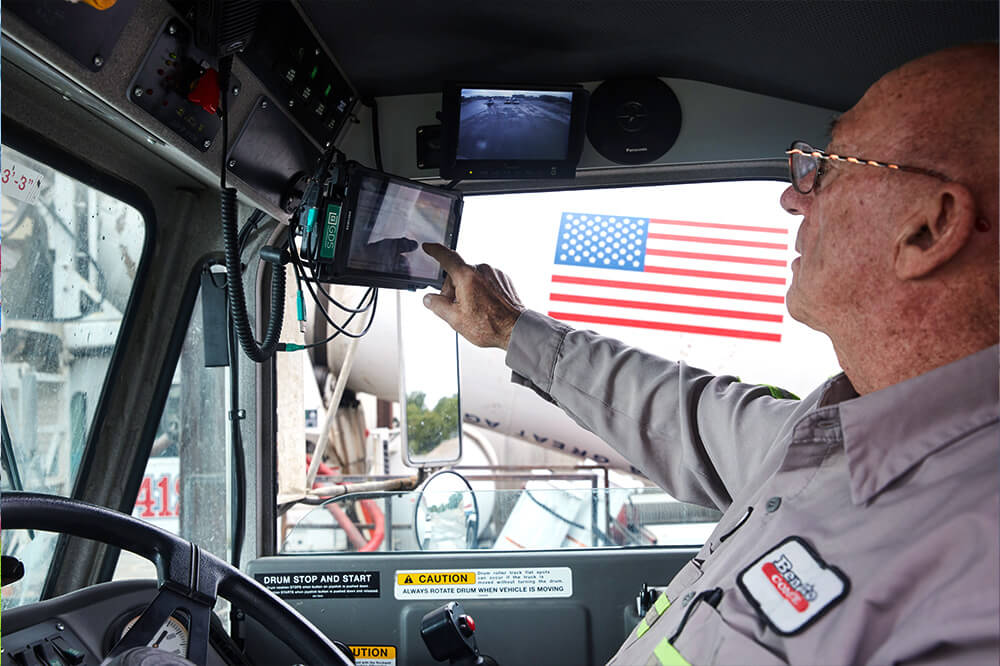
[218,55,285,363]
[222,187,284,361]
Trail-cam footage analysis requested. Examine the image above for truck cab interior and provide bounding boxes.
[1,2,996,665]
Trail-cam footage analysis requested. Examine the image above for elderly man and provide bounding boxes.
[422,43,998,665]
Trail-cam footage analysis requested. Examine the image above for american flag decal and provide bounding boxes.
[549,212,789,342]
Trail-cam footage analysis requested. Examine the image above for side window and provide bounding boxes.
[112,266,234,581]
[1,144,147,607]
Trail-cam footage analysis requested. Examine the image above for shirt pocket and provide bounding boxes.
[672,600,786,666]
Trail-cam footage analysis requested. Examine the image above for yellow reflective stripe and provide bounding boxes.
[653,638,690,666]
[636,594,670,640]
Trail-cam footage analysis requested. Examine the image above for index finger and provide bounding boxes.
[422,242,468,273]
[393,237,419,253]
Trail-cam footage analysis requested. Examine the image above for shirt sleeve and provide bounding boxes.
[505,309,804,510]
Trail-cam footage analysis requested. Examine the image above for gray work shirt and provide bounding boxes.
[506,310,999,665]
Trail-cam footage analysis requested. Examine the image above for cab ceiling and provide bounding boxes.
[299,0,998,111]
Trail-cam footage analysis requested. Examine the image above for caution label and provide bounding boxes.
[394,567,572,600]
[350,645,396,666]
[396,571,476,586]
[254,571,380,600]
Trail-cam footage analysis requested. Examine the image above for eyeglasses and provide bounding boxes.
[786,140,954,195]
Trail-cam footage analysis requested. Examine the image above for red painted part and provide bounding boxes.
[187,68,220,115]
[549,311,783,342]
[307,456,339,478]
[328,502,368,550]
[357,500,385,552]
[305,456,384,552]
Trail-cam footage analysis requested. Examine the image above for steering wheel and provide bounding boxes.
[2,492,354,666]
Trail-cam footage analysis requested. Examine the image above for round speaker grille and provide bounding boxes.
[586,78,682,165]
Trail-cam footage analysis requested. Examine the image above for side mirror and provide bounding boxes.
[1,555,26,586]
[397,292,462,467]
[414,470,480,550]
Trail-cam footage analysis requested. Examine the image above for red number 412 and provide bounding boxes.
[135,474,181,517]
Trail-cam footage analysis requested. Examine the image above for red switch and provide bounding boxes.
[188,67,221,115]
[457,614,476,636]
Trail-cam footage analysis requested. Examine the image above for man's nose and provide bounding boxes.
[780,185,810,216]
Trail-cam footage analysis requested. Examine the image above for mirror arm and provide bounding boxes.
[309,472,424,498]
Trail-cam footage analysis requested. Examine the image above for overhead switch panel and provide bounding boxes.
[237,4,357,148]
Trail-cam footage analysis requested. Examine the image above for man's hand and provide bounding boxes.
[421,243,526,349]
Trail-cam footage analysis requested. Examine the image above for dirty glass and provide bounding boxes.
[1,144,147,608]
[111,271,234,583]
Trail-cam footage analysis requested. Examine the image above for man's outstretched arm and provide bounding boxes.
[420,243,805,509]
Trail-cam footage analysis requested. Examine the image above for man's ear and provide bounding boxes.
[894,183,976,280]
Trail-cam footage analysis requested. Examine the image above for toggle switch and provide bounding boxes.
[188,68,221,115]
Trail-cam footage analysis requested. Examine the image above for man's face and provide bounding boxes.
[779,91,912,335]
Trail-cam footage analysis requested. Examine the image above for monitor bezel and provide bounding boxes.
[333,163,463,290]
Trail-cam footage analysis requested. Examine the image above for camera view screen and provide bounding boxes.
[347,176,456,280]
[457,88,574,160]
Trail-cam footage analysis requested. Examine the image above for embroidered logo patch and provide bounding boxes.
[737,536,849,635]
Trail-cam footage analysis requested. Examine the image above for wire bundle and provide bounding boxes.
[281,232,378,351]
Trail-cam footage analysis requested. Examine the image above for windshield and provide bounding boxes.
[282,481,721,554]
[1,143,147,607]
[276,178,841,554]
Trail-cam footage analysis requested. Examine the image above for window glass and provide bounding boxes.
[282,485,720,554]
[1,144,146,608]
[280,180,841,553]
[112,270,233,583]
[458,181,840,399]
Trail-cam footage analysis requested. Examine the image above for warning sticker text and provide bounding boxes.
[255,571,380,599]
[397,572,476,586]
[394,567,572,600]
[2,160,44,205]
[350,645,396,666]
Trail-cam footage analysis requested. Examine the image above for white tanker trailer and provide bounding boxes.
[319,285,643,475]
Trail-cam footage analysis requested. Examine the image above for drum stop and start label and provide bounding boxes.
[255,571,380,599]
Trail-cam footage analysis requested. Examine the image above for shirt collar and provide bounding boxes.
[826,345,999,505]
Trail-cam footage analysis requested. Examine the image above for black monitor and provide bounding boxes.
[301,162,463,290]
[439,83,588,180]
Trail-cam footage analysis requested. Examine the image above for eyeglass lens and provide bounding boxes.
[790,141,819,194]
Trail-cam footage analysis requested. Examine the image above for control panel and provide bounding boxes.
[238,4,357,148]
[127,17,240,152]
[1,620,92,666]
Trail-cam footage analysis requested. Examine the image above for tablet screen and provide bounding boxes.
[346,174,459,281]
